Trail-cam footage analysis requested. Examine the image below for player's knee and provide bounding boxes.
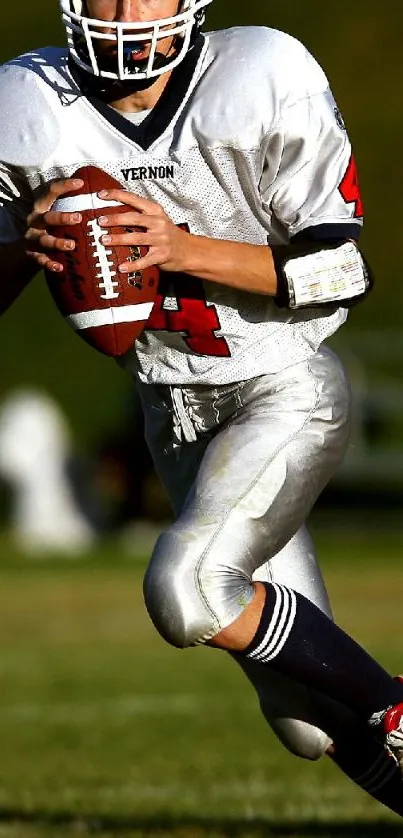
[143,527,220,648]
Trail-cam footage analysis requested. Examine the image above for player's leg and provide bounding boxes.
[137,379,333,763]
[137,386,403,814]
[239,527,403,815]
[139,375,403,814]
[139,351,403,777]
[136,383,333,759]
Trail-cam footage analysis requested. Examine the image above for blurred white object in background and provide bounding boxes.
[0,389,95,555]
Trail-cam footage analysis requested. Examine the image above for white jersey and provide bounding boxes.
[0,27,363,385]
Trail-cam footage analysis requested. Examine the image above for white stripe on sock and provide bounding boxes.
[248,583,284,660]
[260,587,297,661]
[249,584,297,663]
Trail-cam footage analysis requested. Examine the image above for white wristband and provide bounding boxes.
[280,240,372,309]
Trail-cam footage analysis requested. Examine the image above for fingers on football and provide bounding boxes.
[98,211,145,228]
[98,189,164,216]
[26,219,79,256]
[36,179,85,214]
[44,210,82,227]
[25,250,63,272]
[49,178,84,197]
[32,230,76,252]
[118,251,157,273]
[101,230,150,247]
[27,208,82,233]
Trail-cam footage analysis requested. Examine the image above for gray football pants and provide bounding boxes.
[138,346,353,759]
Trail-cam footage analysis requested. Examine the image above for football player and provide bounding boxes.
[1,0,403,816]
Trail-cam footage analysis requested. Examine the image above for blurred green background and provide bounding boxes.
[0,1,402,470]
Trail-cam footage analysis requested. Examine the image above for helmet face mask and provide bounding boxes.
[59,0,213,82]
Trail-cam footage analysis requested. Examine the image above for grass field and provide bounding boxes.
[0,524,402,838]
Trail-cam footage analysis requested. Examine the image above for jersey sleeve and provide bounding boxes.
[0,164,32,243]
[262,85,363,242]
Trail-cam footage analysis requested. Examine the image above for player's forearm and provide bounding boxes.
[0,241,38,314]
[181,235,278,296]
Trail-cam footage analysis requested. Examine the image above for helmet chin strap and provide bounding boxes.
[70,60,162,98]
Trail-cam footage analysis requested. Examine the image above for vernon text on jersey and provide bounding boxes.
[121,165,175,182]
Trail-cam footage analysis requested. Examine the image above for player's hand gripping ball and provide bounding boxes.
[44,166,160,356]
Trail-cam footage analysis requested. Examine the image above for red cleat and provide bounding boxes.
[383,702,403,770]
[368,677,403,771]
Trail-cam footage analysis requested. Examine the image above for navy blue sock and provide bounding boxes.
[243,582,403,720]
[330,721,403,816]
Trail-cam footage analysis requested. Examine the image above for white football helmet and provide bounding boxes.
[59,0,213,82]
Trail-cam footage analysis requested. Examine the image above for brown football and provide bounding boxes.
[44,166,160,357]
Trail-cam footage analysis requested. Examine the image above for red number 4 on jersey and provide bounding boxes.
[339,155,364,218]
